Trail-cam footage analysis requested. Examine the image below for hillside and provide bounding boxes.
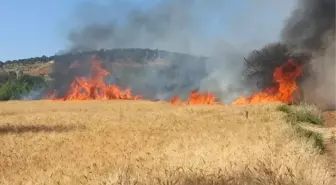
[0,48,210,101]
[0,48,207,77]
[0,100,334,185]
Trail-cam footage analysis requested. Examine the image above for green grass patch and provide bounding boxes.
[277,104,324,126]
[277,104,325,153]
[294,110,324,125]
[295,127,325,153]
[277,104,291,114]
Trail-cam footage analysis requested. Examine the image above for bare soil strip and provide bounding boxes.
[323,111,336,162]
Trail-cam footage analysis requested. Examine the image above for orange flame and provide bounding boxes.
[46,57,302,106]
[232,59,302,105]
[46,58,141,101]
[169,59,302,105]
[169,96,182,105]
[170,89,216,105]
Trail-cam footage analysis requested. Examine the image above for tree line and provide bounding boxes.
[0,48,206,66]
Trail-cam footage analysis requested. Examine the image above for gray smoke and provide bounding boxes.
[281,0,335,110]
[67,0,222,55]
[69,0,209,53]
[67,0,294,56]
[281,0,335,53]
[63,0,297,103]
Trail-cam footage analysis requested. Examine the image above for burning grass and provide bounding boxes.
[0,100,334,185]
[45,57,303,106]
[232,59,302,105]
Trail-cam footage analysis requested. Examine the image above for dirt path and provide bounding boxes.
[323,111,336,128]
[322,111,336,162]
[300,111,335,163]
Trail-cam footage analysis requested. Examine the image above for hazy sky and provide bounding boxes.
[0,0,296,61]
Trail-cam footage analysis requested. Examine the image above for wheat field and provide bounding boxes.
[0,100,334,185]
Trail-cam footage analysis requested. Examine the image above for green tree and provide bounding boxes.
[0,81,28,100]
[0,75,46,101]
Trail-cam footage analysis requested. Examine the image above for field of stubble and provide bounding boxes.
[0,100,334,185]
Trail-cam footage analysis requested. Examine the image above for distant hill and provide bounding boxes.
[0,49,209,100]
[0,48,208,77]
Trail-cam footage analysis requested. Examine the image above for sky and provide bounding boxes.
[0,1,78,61]
[0,0,296,61]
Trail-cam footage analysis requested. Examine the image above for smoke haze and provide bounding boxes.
[281,0,335,53]
[281,0,335,109]
[61,0,298,103]
[67,0,295,56]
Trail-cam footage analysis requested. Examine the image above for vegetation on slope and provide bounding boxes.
[0,74,47,101]
[0,48,207,72]
[0,48,209,101]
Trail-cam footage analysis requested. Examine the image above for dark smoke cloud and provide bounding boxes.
[281,0,335,53]
[48,52,95,97]
[282,0,336,110]
[244,0,335,109]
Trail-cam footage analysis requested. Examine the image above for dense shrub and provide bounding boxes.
[0,75,46,101]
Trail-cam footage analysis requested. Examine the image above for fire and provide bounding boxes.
[45,57,302,106]
[232,59,302,105]
[170,89,216,105]
[169,59,302,105]
[169,96,182,105]
[46,58,141,101]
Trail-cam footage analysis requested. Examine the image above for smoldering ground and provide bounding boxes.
[49,0,334,106]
